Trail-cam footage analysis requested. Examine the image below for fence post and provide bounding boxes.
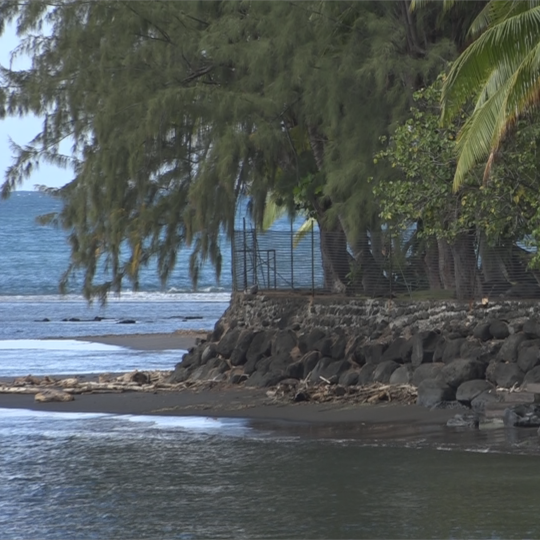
[290,219,294,291]
[231,227,237,292]
[252,227,257,287]
[311,221,315,297]
[243,218,247,292]
[389,229,393,299]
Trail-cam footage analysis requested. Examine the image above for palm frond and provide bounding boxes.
[442,6,540,122]
[453,71,513,189]
[293,217,315,248]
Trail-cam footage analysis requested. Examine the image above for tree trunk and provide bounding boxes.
[318,221,349,293]
[348,229,390,297]
[308,124,350,293]
[452,231,480,301]
[437,237,455,290]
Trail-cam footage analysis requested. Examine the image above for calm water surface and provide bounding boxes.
[1,410,540,539]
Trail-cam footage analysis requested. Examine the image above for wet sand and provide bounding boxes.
[74,331,205,351]
[0,331,506,447]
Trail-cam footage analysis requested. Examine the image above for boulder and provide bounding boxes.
[122,370,149,385]
[306,357,334,383]
[497,333,527,362]
[244,353,267,376]
[210,319,226,342]
[330,336,347,360]
[245,371,286,388]
[417,379,456,408]
[179,348,202,369]
[216,327,241,359]
[372,360,400,384]
[35,390,74,403]
[380,338,407,363]
[412,362,444,387]
[471,389,502,412]
[285,361,304,380]
[456,379,494,406]
[229,372,249,385]
[473,322,492,342]
[432,338,447,363]
[489,320,510,340]
[389,364,414,385]
[517,345,540,373]
[485,360,500,385]
[267,353,293,375]
[309,358,351,383]
[523,365,540,385]
[504,404,540,427]
[305,328,333,356]
[304,328,326,350]
[230,330,256,366]
[460,340,485,361]
[271,329,298,357]
[167,366,191,383]
[345,336,363,363]
[441,359,486,388]
[494,363,524,388]
[201,343,218,364]
[339,370,360,387]
[523,319,540,339]
[442,338,466,364]
[358,364,376,386]
[363,343,387,365]
[399,338,414,363]
[245,331,274,365]
[301,350,321,378]
[411,331,441,366]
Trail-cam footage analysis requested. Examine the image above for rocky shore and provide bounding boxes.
[165,294,540,430]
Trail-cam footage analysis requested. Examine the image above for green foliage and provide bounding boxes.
[375,77,540,247]
[441,1,540,188]
[0,0,481,297]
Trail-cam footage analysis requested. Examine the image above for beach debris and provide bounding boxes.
[58,378,79,388]
[13,375,42,386]
[35,389,74,403]
[265,380,418,406]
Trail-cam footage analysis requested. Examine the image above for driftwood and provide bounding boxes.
[0,370,179,396]
[267,380,418,406]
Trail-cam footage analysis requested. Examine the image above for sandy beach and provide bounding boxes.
[2,331,537,452]
[73,331,207,351]
[0,331,461,432]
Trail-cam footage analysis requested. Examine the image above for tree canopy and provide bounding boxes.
[7,0,540,301]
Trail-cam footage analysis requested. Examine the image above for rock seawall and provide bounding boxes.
[170,293,540,410]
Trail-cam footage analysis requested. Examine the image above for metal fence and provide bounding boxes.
[231,224,540,301]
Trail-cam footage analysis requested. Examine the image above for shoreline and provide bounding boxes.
[2,331,539,453]
[0,387,537,453]
[73,330,207,351]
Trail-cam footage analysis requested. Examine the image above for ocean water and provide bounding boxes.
[2,192,540,539]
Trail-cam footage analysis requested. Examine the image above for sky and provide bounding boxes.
[0,22,72,191]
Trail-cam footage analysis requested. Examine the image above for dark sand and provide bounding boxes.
[74,331,205,351]
[0,331,499,447]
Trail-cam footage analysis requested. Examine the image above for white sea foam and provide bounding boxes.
[0,291,232,303]
[0,408,109,420]
[125,415,249,431]
[0,408,249,433]
[0,339,123,351]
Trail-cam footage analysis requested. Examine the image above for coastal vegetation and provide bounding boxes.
[2,0,540,300]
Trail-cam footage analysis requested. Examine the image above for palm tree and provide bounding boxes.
[440,0,540,189]
[428,0,540,189]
